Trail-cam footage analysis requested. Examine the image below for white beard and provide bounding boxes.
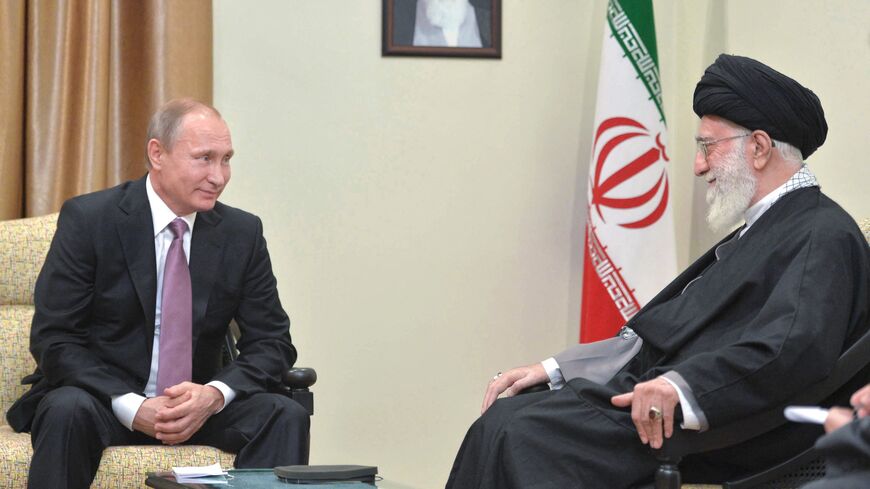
[705,147,758,233]
[424,0,470,31]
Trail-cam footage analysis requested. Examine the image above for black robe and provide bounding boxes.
[447,187,870,489]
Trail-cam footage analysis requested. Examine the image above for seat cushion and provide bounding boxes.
[0,425,235,489]
[96,442,236,488]
[0,427,29,488]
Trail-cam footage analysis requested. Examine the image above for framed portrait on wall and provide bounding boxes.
[382,0,502,58]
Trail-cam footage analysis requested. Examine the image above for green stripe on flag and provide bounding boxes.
[606,0,666,123]
[618,0,658,68]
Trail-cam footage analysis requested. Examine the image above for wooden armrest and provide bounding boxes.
[282,367,317,416]
[284,367,317,390]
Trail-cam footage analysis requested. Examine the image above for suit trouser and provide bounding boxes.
[28,385,310,489]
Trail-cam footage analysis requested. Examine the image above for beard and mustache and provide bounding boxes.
[704,145,758,233]
[424,0,471,30]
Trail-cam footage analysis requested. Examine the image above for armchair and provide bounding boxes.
[0,213,315,488]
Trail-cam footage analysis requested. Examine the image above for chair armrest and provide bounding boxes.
[222,325,318,416]
[282,367,317,416]
[284,367,317,390]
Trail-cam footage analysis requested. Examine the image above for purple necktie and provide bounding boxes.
[156,218,192,393]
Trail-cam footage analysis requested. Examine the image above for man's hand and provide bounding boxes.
[132,396,172,437]
[481,364,549,414]
[823,383,870,433]
[824,407,854,433]
[611,377,679,449]
[153,382,225,445]
[851,383,870,418]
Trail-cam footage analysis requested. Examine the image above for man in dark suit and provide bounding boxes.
[6,99,309,488]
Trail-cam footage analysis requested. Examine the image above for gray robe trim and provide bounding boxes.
[662,370,710,431]
[553,334,643,385]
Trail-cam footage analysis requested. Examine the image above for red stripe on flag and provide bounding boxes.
[579,222,641,343]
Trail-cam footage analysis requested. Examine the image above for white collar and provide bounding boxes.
[743,183,784,231]
[146,174,197,237]
[741,165,818,236]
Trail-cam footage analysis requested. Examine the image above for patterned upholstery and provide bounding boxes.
[0,213,56,306]
[0,306,36,417]
[0,213,235,488]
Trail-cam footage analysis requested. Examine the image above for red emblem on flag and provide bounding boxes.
[590,117,670,229]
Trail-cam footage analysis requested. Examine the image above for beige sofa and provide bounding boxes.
[0,213,234,488]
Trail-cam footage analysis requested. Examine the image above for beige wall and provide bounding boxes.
[213,1,869,487]
[659,0,870,259]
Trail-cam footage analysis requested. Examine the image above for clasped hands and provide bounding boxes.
[132,382,224,445]
[482,364,679,449]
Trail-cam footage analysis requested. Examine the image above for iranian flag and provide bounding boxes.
[580,0,677,343]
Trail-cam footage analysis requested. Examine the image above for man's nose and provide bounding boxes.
[694,151,708,177]
[207,163,226,185]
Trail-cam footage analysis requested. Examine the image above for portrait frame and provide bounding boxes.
[382,0,502,59]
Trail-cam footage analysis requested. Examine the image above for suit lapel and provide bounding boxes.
[190,209,225,341]
[116,177,157,330]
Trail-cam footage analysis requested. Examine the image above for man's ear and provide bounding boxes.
[750,130,774,170]
[146,139,164,170]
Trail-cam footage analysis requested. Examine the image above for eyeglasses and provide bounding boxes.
[695,133,750,159]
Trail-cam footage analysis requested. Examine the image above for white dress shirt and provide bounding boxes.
[111,175,236,431]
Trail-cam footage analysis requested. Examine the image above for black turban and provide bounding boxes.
[693,54,827,159]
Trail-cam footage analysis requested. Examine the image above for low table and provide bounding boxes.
[146,468,395,488]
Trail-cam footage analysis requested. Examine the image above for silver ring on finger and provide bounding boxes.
[491,372,503,381]
[648,406,663,421]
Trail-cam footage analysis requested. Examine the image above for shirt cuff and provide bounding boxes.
[206,381,236,413]
[542,357,565,390]
[111,393,146,431]
[660,371,708,431]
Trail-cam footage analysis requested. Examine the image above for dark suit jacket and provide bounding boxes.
[7,176,296,432]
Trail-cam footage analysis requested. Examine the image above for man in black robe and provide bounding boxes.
[446,54,870,489]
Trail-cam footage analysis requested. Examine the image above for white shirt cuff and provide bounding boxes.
[206,381,236,412]
[541,358,565,389]
[111,393,147,431]
[661,376,701,430]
